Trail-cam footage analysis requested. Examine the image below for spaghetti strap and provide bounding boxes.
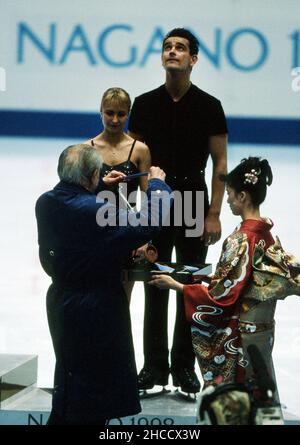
[127,139,137,161]
[91,139,94,146]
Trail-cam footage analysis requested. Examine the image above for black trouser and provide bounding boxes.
[143,185,209,372]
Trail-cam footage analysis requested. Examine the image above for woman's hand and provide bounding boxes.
[148,274,183,293]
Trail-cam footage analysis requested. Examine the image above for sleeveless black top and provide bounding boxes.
[91,139,140,207]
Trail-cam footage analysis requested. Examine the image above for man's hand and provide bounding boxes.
[102,170,126,186]
[148,274,183,293]
[132,243,158,263]
[132,243,148,263]
[201,213,222,246]
[148,166,166,182]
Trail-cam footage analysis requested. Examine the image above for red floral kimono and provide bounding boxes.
[183,219,276,389]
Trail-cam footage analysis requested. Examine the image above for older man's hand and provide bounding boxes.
[102,170,126,186]
[148,166,166,182]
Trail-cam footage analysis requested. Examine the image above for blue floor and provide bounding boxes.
[0,136,299,417]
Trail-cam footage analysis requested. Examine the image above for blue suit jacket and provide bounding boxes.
[36,178,172,422]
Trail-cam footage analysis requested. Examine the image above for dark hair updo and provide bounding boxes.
[220,157,273,207]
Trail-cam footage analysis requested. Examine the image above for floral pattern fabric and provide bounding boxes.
[183,219,275,387]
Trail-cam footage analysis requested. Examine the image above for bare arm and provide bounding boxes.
[202,134,228,246]
[148,274,184,293]
[127,130,150,259]
[128,130,150,191]
[136,143,151,192]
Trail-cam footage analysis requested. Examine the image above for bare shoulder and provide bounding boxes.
[83,133,103,146]
[134,140,150,157]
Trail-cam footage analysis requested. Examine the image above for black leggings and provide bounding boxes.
[143,224,208,371]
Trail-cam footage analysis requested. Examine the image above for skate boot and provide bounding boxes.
[171,367,200,401]
[138,367,170,398]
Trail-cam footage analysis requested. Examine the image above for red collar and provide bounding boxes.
[239,218,273,233]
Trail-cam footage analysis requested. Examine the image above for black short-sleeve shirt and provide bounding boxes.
[128,84,227,187]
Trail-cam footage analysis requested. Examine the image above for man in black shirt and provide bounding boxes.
[128,28,228,394]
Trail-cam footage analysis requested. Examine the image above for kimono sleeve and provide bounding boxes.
[183,231,251,323]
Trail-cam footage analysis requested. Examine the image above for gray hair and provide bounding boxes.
[57,144,102,186]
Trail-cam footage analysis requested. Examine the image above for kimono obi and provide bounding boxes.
[238,298,276,333]
[238,320,275,334]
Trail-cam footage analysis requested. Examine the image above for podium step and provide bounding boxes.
[0,387,51,425]
[0,384,299,425]
[104,389,198,425]
[0,354,38,405]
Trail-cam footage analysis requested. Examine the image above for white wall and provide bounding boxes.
[1,0,300,117]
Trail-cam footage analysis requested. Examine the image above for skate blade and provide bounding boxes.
[139,386,171,399]
[174,388,197,402]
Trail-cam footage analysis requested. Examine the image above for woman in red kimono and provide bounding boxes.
[149,157,280,399]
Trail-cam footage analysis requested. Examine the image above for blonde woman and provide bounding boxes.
[85,88,151,301]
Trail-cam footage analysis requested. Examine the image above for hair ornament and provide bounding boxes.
[244,168,261,185]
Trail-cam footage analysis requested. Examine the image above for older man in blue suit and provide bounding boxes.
[36,143,172,425]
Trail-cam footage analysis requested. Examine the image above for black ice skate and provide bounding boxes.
[171,367,200,402]
[138,367,170,398]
